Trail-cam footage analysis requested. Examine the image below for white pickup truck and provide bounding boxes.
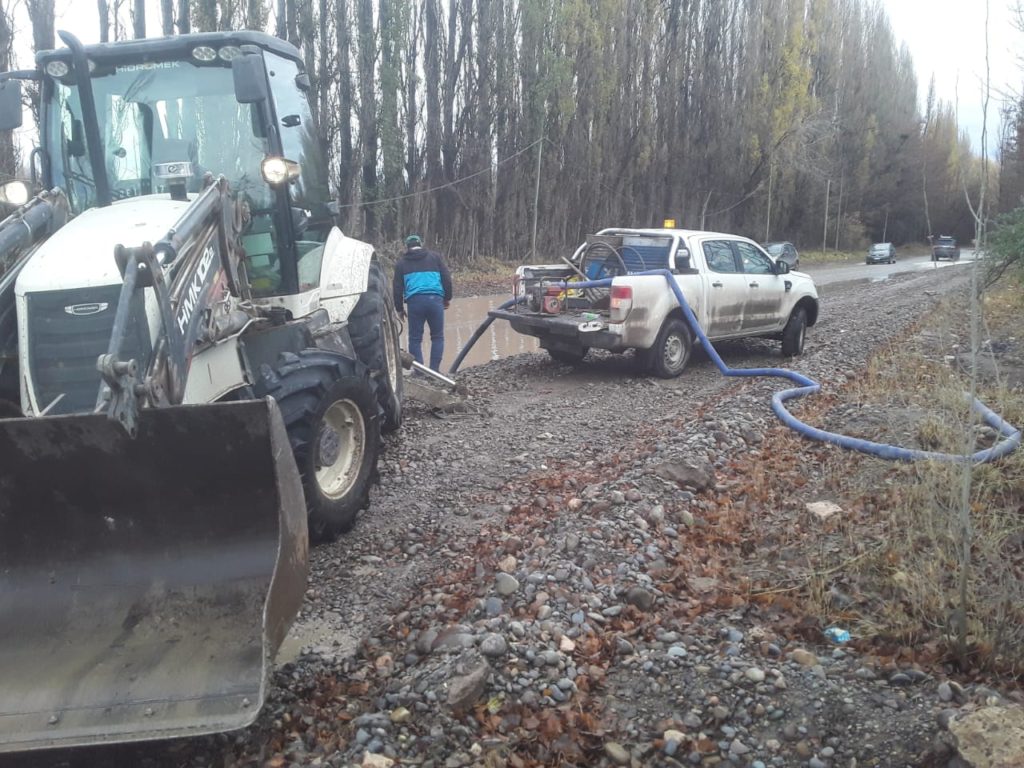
[490,228,820,377]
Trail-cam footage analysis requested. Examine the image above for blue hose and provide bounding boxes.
[549,269,1020,464]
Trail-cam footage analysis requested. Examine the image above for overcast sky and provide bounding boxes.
[18,0,1024,158]
[883,0,1022,155]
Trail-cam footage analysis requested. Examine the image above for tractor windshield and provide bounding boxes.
[45,59,270,213]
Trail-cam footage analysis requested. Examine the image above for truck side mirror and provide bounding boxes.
[673,248,691,272]
[776,260,790,275]
[0,79,23,131]
[232,50,269,105]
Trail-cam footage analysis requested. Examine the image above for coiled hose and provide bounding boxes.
[450,269,1020,464]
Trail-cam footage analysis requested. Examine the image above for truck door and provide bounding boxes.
[699,240,747,336]
[734,242,787,332]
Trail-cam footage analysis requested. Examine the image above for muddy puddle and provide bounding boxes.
[399,293,538,372]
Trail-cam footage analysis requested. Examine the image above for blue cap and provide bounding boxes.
[405,234,423,247]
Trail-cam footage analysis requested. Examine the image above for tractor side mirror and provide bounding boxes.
[232,50,269,105]
[0,79,23,131]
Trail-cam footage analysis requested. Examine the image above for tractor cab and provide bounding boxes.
[3,30,332,300]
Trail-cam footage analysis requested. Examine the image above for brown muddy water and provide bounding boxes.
[399,293,539,372]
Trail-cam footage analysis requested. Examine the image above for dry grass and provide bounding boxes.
[824,281,1024,672]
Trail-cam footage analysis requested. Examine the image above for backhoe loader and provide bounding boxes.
[0,29,403,753]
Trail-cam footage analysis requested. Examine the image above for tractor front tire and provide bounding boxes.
[350,258,404,433]
[255,350,381,541]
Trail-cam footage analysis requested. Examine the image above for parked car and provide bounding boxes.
[866,242,896,264]
[492,228,820,377]
[932,235,960,261]
[763,241,800,270]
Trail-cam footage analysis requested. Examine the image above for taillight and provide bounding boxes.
[609,284,633,322]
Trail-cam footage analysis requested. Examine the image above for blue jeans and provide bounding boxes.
[406,293,445,370]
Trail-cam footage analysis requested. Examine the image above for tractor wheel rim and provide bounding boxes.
[316,399,365,499]
[664,334,685,369]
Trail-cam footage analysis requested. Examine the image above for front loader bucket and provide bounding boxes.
[0,399,308,753]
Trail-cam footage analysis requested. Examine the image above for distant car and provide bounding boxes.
[866,243,896,264]
[932,235,960,261]
[763,241,800,270]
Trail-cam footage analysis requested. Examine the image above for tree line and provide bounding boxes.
[1,0,1013,265]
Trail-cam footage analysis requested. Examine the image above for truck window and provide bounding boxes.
[735,242,774,274]
[703,241,739,273]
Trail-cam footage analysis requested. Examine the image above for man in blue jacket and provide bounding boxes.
[393,235,453,371]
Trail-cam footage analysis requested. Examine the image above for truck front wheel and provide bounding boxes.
[648,317,692,378]
[781,307,807,357]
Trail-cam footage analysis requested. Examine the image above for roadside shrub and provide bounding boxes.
[829,284,1024,672]
[983,206,1024,288]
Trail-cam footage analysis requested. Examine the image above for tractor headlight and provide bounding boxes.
[217,46,243,61]
[261,157,301,186]
[45,60,69,78]
[0,180,31,207]
[191,46,217,62]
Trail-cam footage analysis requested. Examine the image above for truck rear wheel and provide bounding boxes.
[350,258,403,433]
[648,317,692,378]
[255,350,381,541]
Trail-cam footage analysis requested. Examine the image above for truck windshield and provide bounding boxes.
[46,59,271,213]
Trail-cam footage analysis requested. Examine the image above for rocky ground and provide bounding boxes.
[13,267,1023,768]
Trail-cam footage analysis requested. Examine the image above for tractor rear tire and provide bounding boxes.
[350,258,404,433]
[255,350,381,541]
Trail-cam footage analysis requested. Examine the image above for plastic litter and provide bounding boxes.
[824,627,851,644]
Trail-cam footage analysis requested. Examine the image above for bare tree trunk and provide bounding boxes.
[246,0,265,30]
[316,0,330,146]
[132,0,145,38]
[194,0,217,32]
[275,0,286,39]
[26,0,55,51]
[286,0,298,45]
[475,0,495,254]
[98,0,110,43]
[160,0,173,34]
[336,0,354,209]
[423,0,441,188]
[404,3,419,226]
[24,0,54,125]
[0,3,15,179]
[175,0,189,32]
[356,0,378,236]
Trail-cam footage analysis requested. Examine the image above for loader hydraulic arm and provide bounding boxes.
[0,188,69,273]
[96,175,249,436]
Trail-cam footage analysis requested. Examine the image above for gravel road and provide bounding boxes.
[15,264,1015,768]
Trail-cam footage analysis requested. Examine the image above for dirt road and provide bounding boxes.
[15,263,1015,768]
